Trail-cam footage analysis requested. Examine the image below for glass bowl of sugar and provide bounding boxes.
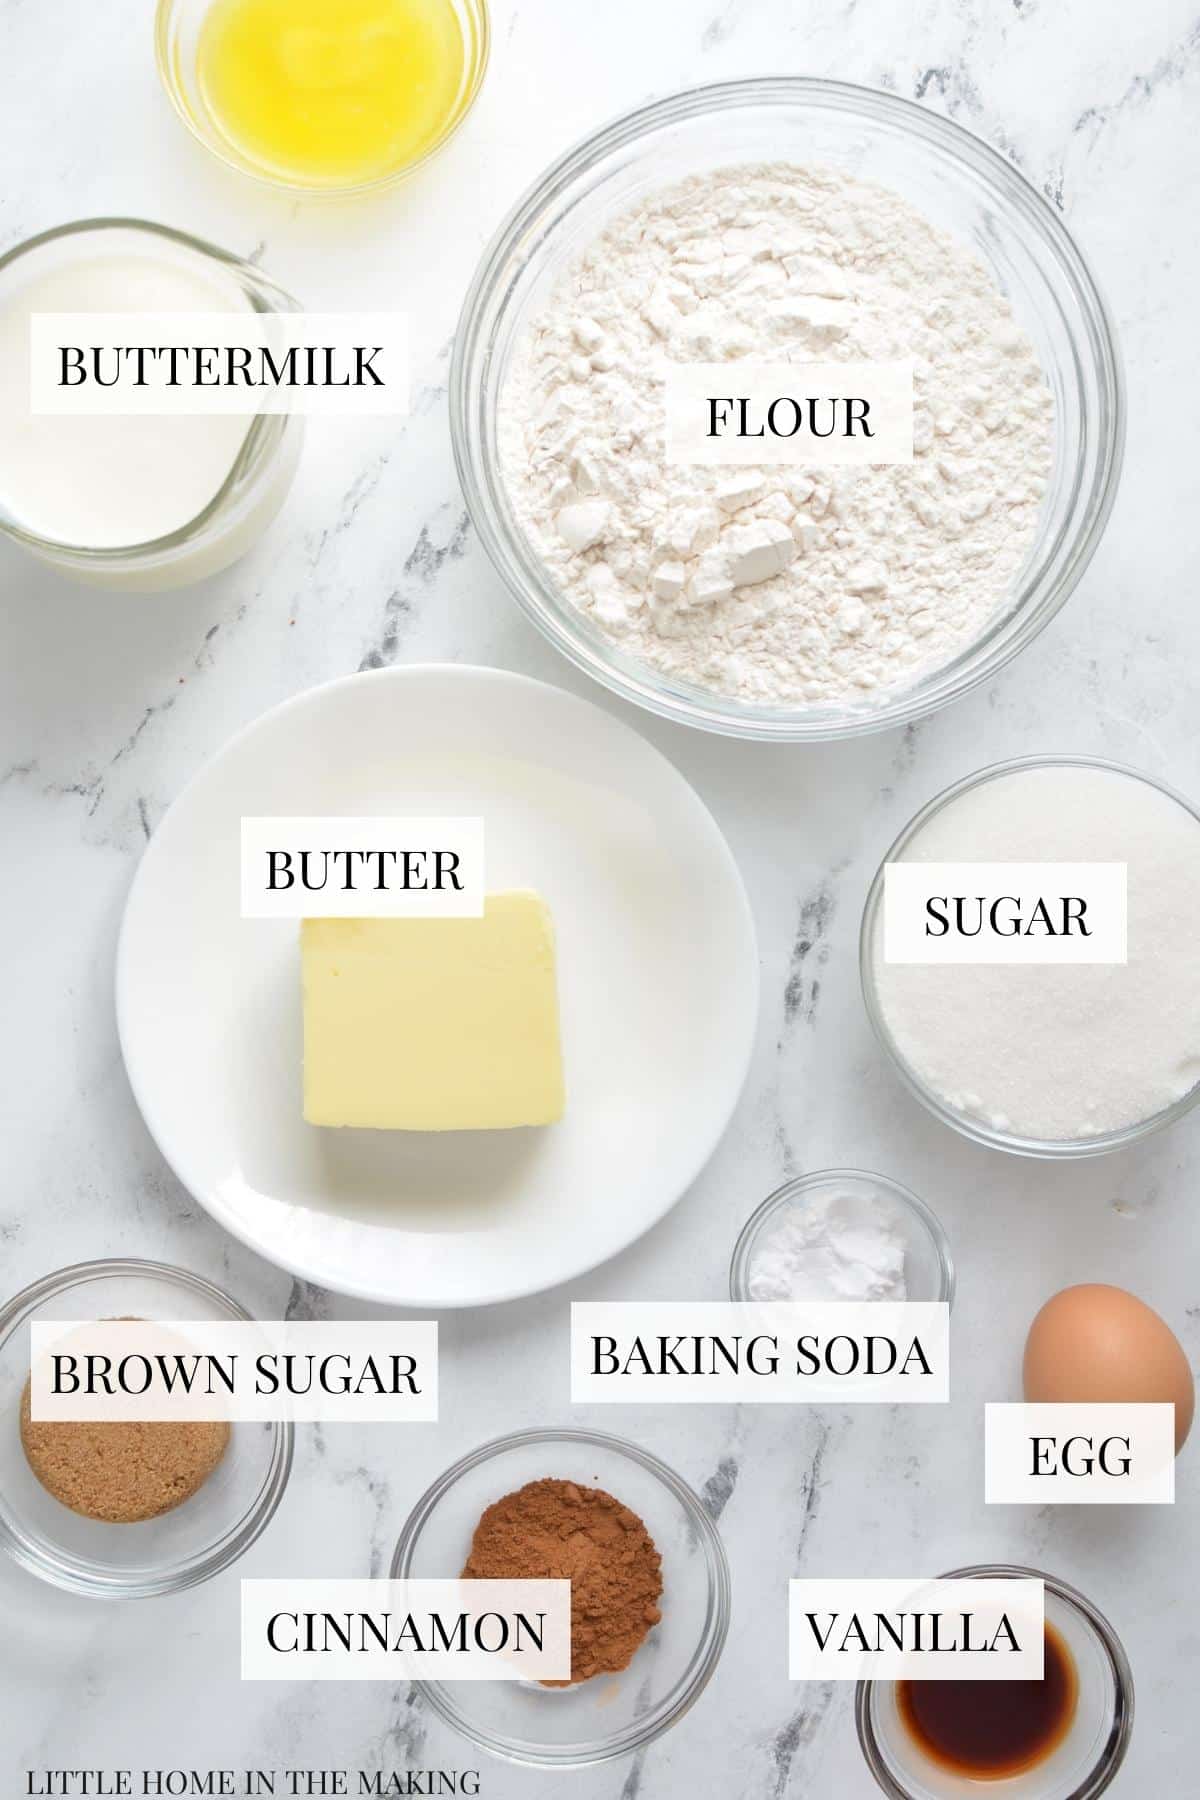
[452,77,1124,742]
[729,1168,954,1306]
[861,755,1200,1157]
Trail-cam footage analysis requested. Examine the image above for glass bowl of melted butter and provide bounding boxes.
[156,0,489,194]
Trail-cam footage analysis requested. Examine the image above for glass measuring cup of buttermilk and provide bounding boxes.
[0,219,304,592]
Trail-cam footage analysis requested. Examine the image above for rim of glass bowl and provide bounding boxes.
[389,1426,732,1768]
[154,0,491,198]
[0,217,300,563]
[855,1563,1134,1800]
[860,753,1200,1159]
[451,75,1125,743]
[0,1256,294,1599]
[728,1167,955,1307]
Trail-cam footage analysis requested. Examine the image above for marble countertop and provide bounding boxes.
[2,0,1198,1791]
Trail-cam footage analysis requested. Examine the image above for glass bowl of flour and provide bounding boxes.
[453,78,1123,741]
[862,756,1200,1156]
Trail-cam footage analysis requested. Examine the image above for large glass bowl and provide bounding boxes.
[389,1427,730,1767]
[452,78,1124,741]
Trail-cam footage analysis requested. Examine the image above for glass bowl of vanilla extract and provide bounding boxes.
[855,1565,1133,1799]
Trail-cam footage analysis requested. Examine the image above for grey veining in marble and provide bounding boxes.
[3,0,1199,1792]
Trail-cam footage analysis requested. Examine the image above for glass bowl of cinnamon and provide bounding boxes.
[390,1426,731,1766]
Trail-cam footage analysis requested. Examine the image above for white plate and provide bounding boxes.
[117,666,758,1307]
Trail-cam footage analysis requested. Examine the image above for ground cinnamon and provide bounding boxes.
[461,1477,663,1685]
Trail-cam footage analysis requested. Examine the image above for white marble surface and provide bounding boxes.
[2,0,1198,1792]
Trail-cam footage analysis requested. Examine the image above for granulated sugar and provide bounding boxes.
[500,161,1054,707]
[874,764,1200,1142]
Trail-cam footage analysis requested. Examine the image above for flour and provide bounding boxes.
[746,1188,909,1302]
[500,162,1054,706]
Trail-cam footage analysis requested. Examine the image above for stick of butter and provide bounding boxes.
[301,891,565,1131]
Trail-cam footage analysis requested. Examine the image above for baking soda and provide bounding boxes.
[747,1188,909,1302]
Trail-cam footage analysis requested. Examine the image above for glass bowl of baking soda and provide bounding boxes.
[729,1168,954,1307]
[453,77,1123,742]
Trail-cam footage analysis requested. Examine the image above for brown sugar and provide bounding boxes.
[461,1476,663,1685]
[20,1382,230,1524]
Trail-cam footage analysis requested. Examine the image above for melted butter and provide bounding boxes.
[196,0,467,188]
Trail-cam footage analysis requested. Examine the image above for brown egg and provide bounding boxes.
[1023,1283,1194,1453]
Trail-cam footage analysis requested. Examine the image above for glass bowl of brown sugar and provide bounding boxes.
[0,1258,293,1597]
[390,1426,731,1766]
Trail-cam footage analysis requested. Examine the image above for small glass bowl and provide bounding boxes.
[856,1565,1134,1799]
[452,77,1124,742]
[155,0,490,196]
[389,1427,731,1767]
[0,219,304,592]
[0,1258,293,1598]
[861,754,1200,1159]
[729,1168,954,1306]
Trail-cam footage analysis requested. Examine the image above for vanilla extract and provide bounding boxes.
[898,1620,1079,1779]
